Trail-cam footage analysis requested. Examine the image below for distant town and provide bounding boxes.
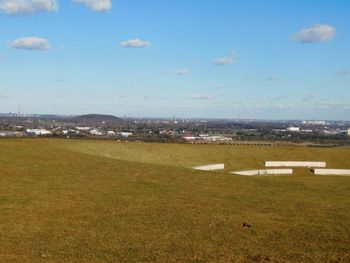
[0,112,350,147]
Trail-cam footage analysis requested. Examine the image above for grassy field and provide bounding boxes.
[0,139,350,262]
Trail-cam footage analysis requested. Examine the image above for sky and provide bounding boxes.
[0,0,349,120]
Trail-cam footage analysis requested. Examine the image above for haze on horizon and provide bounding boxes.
[0,0,349,120]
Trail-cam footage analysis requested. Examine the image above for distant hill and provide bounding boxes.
[70,114,123,124]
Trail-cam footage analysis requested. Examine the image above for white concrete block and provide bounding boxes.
[265,161,326,168]
[192,164,225,171]
[313,169,350,176]
[230,169,293,176]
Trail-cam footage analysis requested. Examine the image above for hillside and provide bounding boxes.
[0,139,350,262]
[69,114,123,124]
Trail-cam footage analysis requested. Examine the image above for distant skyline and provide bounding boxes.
[0,0,349,120]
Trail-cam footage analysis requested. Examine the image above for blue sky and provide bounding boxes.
[0,0,349,120]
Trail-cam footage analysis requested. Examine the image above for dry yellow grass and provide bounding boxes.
[0,139,350,262]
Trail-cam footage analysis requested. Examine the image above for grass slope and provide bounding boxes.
[63,140,350,174]
[0,139,350,262]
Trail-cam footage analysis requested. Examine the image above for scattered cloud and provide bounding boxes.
[57,78,67,82]
[10,37,50,50]
[87,95,114,99]
[73,0,111,12]
[213,57,233,65]
[0,95,11,99]
[187,58,198,64]
[163,68,190,76]
[144,95,164,100]
[268,95,288,101]
[118,95,131,99]
[144,95,154,100]
[187,94,216,100]
[292,24,336,43]
[175,68,190,75]
[120,38,151,48]
[212,50,236,65]
[314,102,350,110]
[338,70,350,76]
[0,0,58,15]
[302,95,315,102]
[212,85,228,90]
[265,76,279,81]
[316,103,335,110]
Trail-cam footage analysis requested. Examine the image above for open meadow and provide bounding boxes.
[1,139,350,262]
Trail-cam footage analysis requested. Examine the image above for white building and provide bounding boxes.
[107,131,116,136]
[75,126,92,131]
[324,129,345,135]
[0,131,21,137]
[90,129,103,136]
[302,120,326,125]
[287,126,300,132]
[26,129,52,136]
[348,128,350,136]
[202,135,232,142]
[183,136,198,141]
[63,129,79,135]
[118,132,133,138]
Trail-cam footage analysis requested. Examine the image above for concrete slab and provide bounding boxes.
[192,164,225,171]
[230,169,293,176]
[313,169,350,176]
[265,161,326,168]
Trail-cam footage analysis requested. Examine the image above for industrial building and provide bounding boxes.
[302,120,326,125]
[26,129,52,136]
[287,126,300,132]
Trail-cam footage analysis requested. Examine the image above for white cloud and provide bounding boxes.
[268,95,288,101]
[292,24,336,43]
[175,68,189,75]
[73,0,111,12]
[0,0,58,15]
[212,50,236,65]
[11,37,50,50]
[339,70,350,76]
[212,85,228,90]
[163,68,190,76]
[144,95,163,100]
[187,94,215,100]
[212,57,233,65]
[187,58,198,64]
[265,76,279,81]
[118,95,130,99]
[302,95,315,102]
[120,38,151,48]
